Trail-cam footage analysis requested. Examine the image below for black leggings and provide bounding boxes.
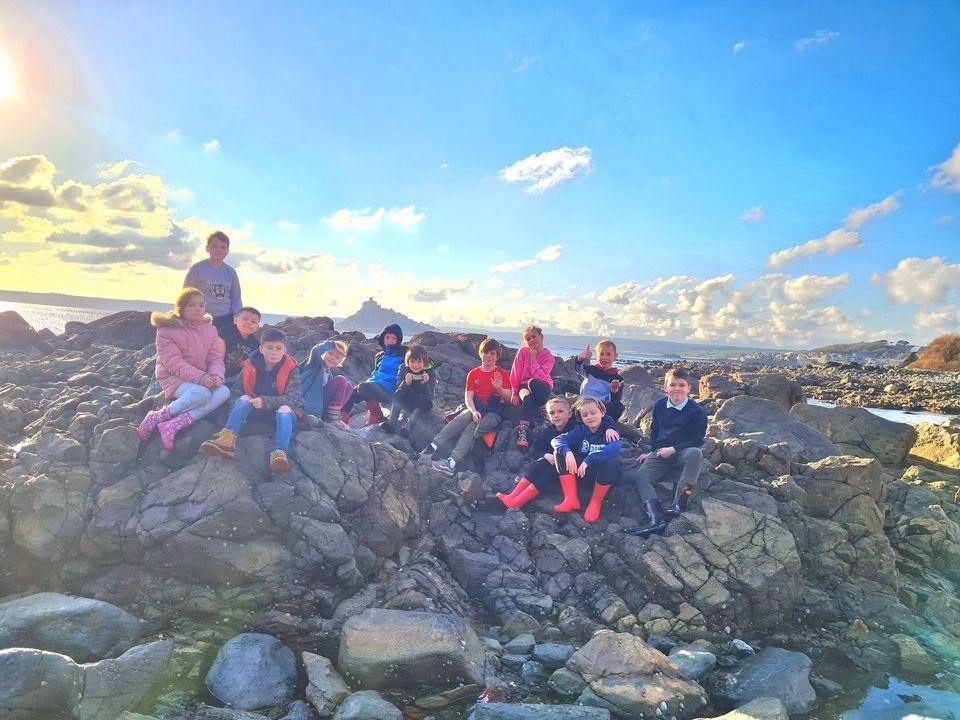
[393,392,432,414]
[553,450,622,487]
[526,458,561,492]
[519,379,552,422]
[342,381,393,412]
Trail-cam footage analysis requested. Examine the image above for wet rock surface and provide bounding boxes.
[1,312,959,718]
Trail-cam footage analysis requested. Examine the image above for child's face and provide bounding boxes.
[665,376,691,405]
[383,332,399,347]
[597,346,617,368]
[524,331,543,352]
[182,294,206,323]
[407,357,425,373]
[579,402,604,431]
[481,349,499,368]
[206,238,229,263]
[234,311,260,338]
[322,348,344,370]
[261,340,286,366]
[546,403,572,430]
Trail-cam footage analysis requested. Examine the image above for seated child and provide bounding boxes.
[299,339,353,429]
[341,323,407,427]
[551,397,623,523]
[575,339,625,421]
[622,367,707,535]
[218,306,261,384]
[200,328,304,475]
[383,344,436,435]
[183,230,242,332]
[138,288,229,450]
[424,338,513,476]
[509,325,556,448]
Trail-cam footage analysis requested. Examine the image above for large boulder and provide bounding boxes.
[77,639,174,720]
[338,609,485,690]
[9,465,93,562]
[704,647,816,714]
[303,651,350,718]
[0,311,46,351]
[699,373,746,401]
[790,403,917,466]
[712,395,838,461]
[909,421,960,469]
[739,373,804,410]
[566,631,706,720]
[0,648,84,720]
[205,634,298,711]
[0,593,141,662]
[709,697,789,720]
[331,691,401,720]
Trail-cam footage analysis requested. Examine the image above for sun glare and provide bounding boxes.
[0,49,16,99]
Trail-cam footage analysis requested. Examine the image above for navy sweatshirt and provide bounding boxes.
[552,416,621,465]
[649,397,707,452]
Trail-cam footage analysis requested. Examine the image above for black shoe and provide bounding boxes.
[382,421,396,434]
[664,484,693,518]
[634,498,669,537]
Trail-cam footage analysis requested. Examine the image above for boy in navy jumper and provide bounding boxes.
[551,397,622,523]
[625,367,707,534]
[576,339,625,421]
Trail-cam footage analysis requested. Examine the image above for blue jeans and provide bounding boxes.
[224,397,296,452]
[168,381,230,421]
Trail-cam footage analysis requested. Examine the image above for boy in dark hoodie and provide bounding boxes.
[551,396,622,523]
[200,327,304,475]
[383,344,436,435]
[341,323,407,427]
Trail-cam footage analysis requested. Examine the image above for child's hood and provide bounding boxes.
[151,310,214,329]
[377,323,404,348]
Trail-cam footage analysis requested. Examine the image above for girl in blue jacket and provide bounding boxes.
[341,323,407,426]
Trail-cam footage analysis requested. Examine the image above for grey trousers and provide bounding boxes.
[432,408,502,463]
[623,447,703,502]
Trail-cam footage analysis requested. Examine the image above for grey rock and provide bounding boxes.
[194,707,272,720]
[303,651,349,718]
[502,633,536,656]
[0,592,141,662]
[331,690,401,720]
[532,643,574,669]
[447,549,500,595]
[474,702,611,720]
[791,402,917,466]
[547,667,587,699]
[339,609,485,690]
[280,700,316,720]
[710,697,789,720]
[0,647,84,720]
[705,647,816,714]
[205,633,298,711]
[713,395,838,461]
[521,660,548,683]
[668,644,717,680]
[501,654,528,670]
[78,639,174,720]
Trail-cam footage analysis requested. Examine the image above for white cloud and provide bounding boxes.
[795,30,840,51]
[440,163,449,169]
[600,281,639,305]
[512,54,540,74]
[733,41,746,54]
[277,220,300,231]
[410,279,477,303]
[489,244,563,273]
[203,139,220,153]
[930,142,960,192]
[165,129,181,141]
[325,205,425,232]
[499,146,592,194]
[96,160,139,179]
[739,205,765,223]
[871,257,960,304]
[915,305,960,336]
[765,228,861,269]
[843,193,901,229]
[782,273,851,303]
[935,214,957,224]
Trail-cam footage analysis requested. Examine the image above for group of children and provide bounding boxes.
[138,231,708,531]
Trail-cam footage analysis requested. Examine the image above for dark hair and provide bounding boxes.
[206,230,230,248]
[664,367,691,384]
[260,328,286,345]
[406,345,428,363]
[478,338,502,358]
[237,306,261,319]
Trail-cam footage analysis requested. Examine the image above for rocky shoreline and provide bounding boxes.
[1,310,959,720]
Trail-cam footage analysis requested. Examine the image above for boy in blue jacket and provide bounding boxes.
[551,396,622,523]
[341,323,407,426]
[624,367,707,535]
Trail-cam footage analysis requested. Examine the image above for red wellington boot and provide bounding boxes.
[553,473,581,513]
[583,483,612,523]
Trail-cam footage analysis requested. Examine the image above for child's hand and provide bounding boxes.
[200,374,215,388]
[420,373,429,384]
[491,373,503,390]
[542,452,553,462]
[659,446,676,459]
[577,461,588,477]
[471,410,482,423]
[604,428,620,442]
[511,392,520,406]
[565,451,578,476]
[210,375,223,388]
[636,452,651,464]
[250,397,264,410]
[577,344,591,362]
[610,379,622,393]
[405,373,414,385]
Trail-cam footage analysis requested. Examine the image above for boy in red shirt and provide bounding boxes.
[424,338,513,476]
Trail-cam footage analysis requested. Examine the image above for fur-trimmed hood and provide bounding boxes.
[151,310,215,328]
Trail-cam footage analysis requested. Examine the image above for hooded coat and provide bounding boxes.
[151,310,225,397]
[370,323,408,391]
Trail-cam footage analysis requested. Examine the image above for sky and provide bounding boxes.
[0,1,958,349]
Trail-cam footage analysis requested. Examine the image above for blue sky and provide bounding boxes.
[0,1,958,348]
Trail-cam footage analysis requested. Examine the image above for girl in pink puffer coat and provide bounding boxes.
[137,288,229,450]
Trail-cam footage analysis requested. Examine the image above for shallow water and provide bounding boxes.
[815,676,960,720]
[806,398,956,426]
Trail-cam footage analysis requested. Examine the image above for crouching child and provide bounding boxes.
[551,397,622,523]
[201,328,303,474]
[384,344,436,435]
[299,339,353,429]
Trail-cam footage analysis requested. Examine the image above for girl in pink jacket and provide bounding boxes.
[509,325,555,448]
[137,288,230,450]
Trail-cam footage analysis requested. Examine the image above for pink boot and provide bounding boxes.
[157,412,194,451]
[138,406,171,441]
